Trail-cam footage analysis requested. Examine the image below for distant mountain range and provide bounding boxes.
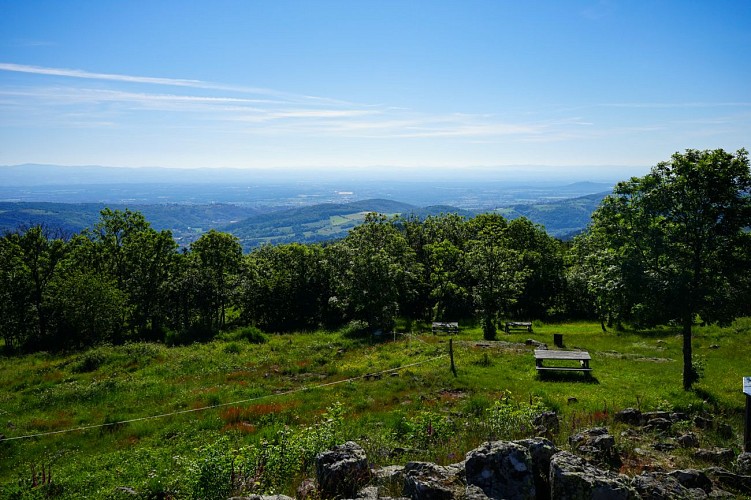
[0,193,607,249]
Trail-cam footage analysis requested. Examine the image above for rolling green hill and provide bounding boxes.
[495,192,607,239]
[221,194,608,249]
[0,202,259,245]
[221,199,475,249]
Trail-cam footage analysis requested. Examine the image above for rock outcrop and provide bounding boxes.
[465,441,536,499]
[316,441,371,499]
[308,437,749,499]
[549,451,638,499]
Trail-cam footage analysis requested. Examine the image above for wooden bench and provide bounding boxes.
[432,322,459,334]
[534,349,592,373]
[505,321,532,333]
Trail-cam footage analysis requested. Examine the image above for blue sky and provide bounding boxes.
[1,0,749,177]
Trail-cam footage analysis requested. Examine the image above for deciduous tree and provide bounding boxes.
[587,148,751,389]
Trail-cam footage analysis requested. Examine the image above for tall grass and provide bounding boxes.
[1,320,748,497]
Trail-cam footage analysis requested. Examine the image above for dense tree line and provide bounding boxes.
[0,208,566,351]
[1,149,749,391]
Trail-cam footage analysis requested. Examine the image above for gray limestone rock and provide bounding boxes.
[316,441,371,499]
[549,451,638,500]
[631,472,708,499]
[403,461,464,500]
[737,452,751,475]
[465,441,536,500]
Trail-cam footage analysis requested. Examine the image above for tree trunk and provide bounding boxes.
[482,314,496,341]
[682,315,695,390]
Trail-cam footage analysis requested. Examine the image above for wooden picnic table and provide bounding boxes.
[534,349,592,372]
[505,321,532,333]
[432,322,459,334]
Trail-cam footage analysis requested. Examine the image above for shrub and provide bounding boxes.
[485,390,548,440]
[217,326,268,344]
[70,348,109,373]
[394,410,456,449]
[188,439,234,499]
[223,342,241,354]
[339,320,369,338]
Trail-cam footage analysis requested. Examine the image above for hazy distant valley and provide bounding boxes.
[0,164,615,248]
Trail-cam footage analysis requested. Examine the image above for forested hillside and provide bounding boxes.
[0,192,605,251]
[0,202,259,246]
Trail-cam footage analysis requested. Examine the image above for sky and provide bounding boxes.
[1,0,750,178]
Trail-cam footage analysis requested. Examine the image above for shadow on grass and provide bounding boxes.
[536,371,600,384]
[623,326,680,339]
[692,387,721,411]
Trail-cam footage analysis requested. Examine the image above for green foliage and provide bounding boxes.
[187,402,346,495]
[583,148,751,390]
[70,348,109,373]
[338,320,370,338]
[217,326,268,344]
[484,391,548,440]
[394,410,457,449]
[187,438,234,499]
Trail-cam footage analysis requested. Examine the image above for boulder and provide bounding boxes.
[316,441,371,499]
[464,484,491,499]
[643,418,672,432]
[549,451,638,499]
[525,339,547,349]
[694,448,734,464]
[704,467,751,495]
[614,408,642,426]
[516,438,558,499]
[296,478,316,499]
[652,442,677,452]
[716,423,733,439]
[694,416,714,429]
[631,472,708,499]
[569,427,620,466]
[667,469,713,493]
[372,464,405,490]
[670,412,690,423]
[640,412,672,427]
[403,461,464,500]
[533,411,560,435]
[464,441,536,500]
[677,433,700,448]
[737,452,751,475]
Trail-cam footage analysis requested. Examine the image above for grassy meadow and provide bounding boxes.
[1,320,749,498]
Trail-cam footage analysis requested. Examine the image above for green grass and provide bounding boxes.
[1,320,749,498]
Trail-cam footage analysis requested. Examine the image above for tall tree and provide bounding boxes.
[588,148,751,389]
[86,209,177,340]
[465,214,527,340]
[329,213,420,332]
[15,226,67,349]
[0,233,34,351]
[421,214,474,321]
[504,217,564,319]
[241,243,328,331]
[190,230,243,332]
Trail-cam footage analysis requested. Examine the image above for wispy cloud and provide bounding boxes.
[0,63,352,105]
[9,62,736,148]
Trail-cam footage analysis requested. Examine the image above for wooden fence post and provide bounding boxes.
[450,338,457,377]
[744,377,751,452]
